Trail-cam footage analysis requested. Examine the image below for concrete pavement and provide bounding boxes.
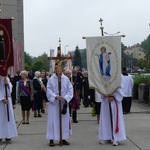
[0,101,150,150]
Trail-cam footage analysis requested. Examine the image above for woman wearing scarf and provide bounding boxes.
[16,70,34,124]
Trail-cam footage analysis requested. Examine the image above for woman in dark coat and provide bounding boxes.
[41,70,48,113]
[33,71,46,117]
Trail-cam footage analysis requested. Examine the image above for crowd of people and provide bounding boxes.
[0,66,134,147]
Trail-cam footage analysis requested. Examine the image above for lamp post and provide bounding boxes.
[64,45,68,55]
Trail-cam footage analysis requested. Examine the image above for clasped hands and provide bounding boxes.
[108,96,115,102]
[55,96,65,101]
[4,78,9,85]
[3,99,9,104]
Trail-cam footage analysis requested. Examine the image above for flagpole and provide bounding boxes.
[5,81,10,122]
[99,18,114,140]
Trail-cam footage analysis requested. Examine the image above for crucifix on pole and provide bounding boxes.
[48,38,71,146]
[99,18,104,36]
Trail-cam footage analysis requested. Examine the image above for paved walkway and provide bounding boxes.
[1,101,150,150]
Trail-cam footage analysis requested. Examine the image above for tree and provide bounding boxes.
[25,63,31,70]
[38,52,49,71]
[141,35,150,55]
[24,52,33,67]
[80,48,87,69]
[72,45,82,69]
[121,43,128,67]
[32,59,45,72]
[137,58,147,69]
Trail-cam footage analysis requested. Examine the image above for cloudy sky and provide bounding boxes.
[23,0,150,57]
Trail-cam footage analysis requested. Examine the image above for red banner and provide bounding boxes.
[0,19,14,77]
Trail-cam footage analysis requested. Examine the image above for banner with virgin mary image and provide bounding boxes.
[86,36,121,96]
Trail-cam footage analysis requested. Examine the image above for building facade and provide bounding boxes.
[124,44,146,60]
[0,0,24,74]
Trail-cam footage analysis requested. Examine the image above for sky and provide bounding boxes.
[23,0,150,57]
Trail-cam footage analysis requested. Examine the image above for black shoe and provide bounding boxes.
[0,139,2,145]
[62,140,70,145]
[38,114,42,117]
[5,138,11,144]
[62,100,67,115]
[73,120,78,123]
[41,109,45,113]
[49,140,54,147]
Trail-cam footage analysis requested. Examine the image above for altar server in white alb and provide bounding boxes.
[121,66,134,114]
[46,65,73,147]
[98,87,126,146]
[0,77,18,145]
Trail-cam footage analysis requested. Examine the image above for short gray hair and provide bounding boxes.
[65,69,72,74]
[34,71,41,78]
[20,70,28,77]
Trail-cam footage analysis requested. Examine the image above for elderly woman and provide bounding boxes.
[82,70,91,107]
[16,70,34,124]
[33,71,46,117]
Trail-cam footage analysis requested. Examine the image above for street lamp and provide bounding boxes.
[64,45,68,55]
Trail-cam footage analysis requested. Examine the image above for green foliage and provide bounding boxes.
[24,51,50,71]
[137,58,146,69]
[25,63,31,70]
[32,59,45,72]
[24,52,34,67]
[141,35,150,55]
[38,52,49,71]
[121,43,127,51]
[133,74,150,85]
[72,46,82,69]
[80,48,87,69]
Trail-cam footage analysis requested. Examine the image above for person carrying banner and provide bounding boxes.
[0,77,18,144]
[46,65,73,146]
[98,87,126,146]
[121,67,134,114]
[16,70,34,124]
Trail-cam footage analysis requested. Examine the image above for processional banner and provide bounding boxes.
[0,19,14,77]
[86,36,121,96]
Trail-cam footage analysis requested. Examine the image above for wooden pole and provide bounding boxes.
[48,38,71,146]
[100,19,113,140]
[57,60,62,146]
[5,83,10,122]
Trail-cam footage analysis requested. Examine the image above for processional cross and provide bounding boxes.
[99,18,104,36]
[48,38,71,146]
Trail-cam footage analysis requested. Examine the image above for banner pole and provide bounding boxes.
[5,83,10,122]
[99,17,114,140]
